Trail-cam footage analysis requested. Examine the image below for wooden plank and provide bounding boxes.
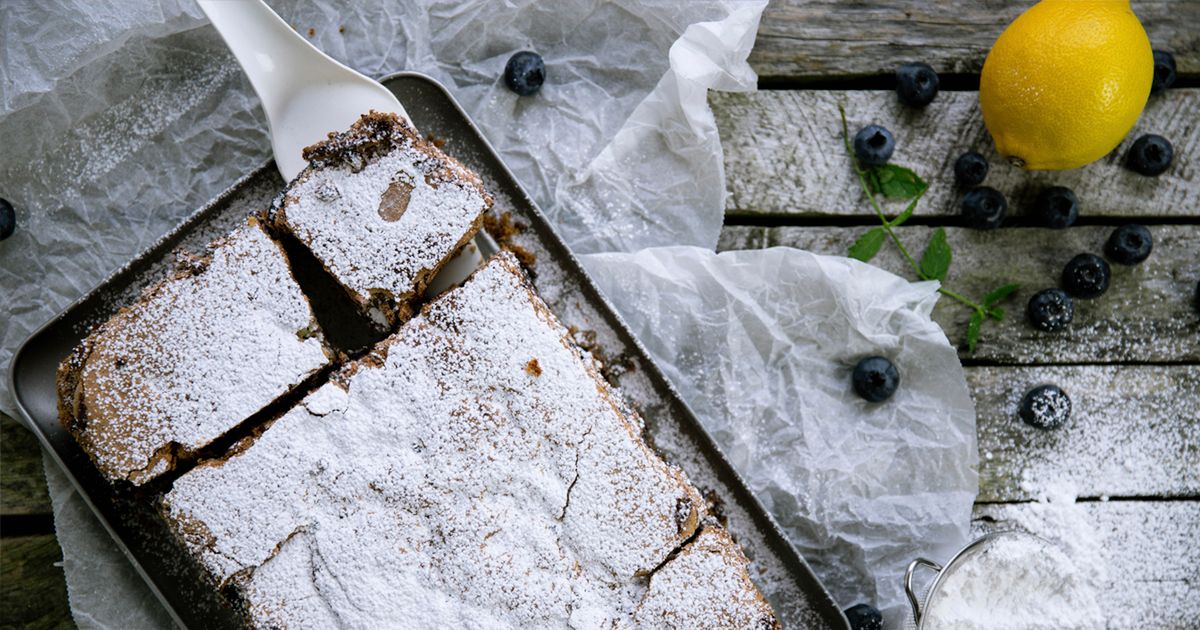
[0,535,72,630]
[1,414,52,516]
[718,225,1200,363]
[751,0,1200,81]
[968,365,1199,502]
[712,89,1200,218]
[971,500,1200,629]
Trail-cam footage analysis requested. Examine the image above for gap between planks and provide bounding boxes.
[719,225,1200,363]
[712,89,1199,219]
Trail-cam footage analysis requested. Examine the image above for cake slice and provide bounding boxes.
[163,252,778,628]
[272,111,491,324]
[57,219,330,485]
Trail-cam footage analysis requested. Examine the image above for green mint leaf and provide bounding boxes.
[966,311,984,353]
[919,228,952,281]
[988,306,1005,321]
[888,197,919,227]
[983,283,1021,307]
[863,168,883,194]
[848,228,886,262]
[867,164,928,200]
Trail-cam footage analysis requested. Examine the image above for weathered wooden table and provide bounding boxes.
[3,2,1197,627]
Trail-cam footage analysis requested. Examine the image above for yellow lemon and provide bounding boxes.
[980,0,1153,170]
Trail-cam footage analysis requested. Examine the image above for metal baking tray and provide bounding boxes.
[9,72,847,629]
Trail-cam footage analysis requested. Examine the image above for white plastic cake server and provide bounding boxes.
[198,0,488,292]
[197,0,407,181]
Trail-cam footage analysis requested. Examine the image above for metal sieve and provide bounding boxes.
[903,531,1055,629]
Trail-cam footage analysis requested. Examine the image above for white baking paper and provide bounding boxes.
[1,1,977,627]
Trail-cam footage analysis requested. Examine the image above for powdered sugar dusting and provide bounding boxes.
[974,485,1200,627]
[163,252,776,627]
[279,113,489,316]
[976,365,1199,501]
[65,220,329,484]
[635,527,779,628]
[922,531,1103,630]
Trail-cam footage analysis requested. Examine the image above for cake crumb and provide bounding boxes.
[425,133,447,149]
[483,212,537,266]
[338,25,345,34]
[483,212,525,243]
[307,27,315,37]
[525,358,542,377]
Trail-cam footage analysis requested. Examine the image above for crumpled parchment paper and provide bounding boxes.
[0,1,976,627]
[580,247,977,628]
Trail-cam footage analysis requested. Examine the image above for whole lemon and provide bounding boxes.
[980,0,1153,170]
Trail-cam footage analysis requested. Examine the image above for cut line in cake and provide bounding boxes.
[58,113,491,485]
[57,218,332,485]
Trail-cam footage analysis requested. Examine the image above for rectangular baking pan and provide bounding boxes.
[9,72,847,630]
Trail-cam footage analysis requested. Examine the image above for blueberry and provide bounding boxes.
[843,603,883,630]
[1033,186,1078,229]
[0,198,13,241]
[961,187,1007,230]
[896,62,939,107]
[1019,384,1072,430]
[853,125,895,166]
[852,356,899,403]
[1105,224,1153,265]
[1151,50,1177,93]
[954,152,989,186]
[504,51,545,96]
[1126,134,1173,176]
[1027,288,1074,332]
[1061,253,1111,299]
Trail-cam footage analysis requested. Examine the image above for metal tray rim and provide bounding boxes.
[9,70,846,629]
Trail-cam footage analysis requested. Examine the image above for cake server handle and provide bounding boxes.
[196,0,410,181]
[198,0,491,291]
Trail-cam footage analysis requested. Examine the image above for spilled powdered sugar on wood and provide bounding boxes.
[969,365,1200,627]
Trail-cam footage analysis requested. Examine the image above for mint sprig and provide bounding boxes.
[838,104,1019,353]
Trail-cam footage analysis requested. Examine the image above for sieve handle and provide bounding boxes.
[904,557,943,627]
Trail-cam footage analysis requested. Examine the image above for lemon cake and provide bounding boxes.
[272,111,491,324]
[57,219,330,485]
[163,252,779,628]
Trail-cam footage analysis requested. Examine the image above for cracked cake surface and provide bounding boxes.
[635,527,781,629]
[162,252,777,628]
[56,219,330,485]
[273,111,491,323]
